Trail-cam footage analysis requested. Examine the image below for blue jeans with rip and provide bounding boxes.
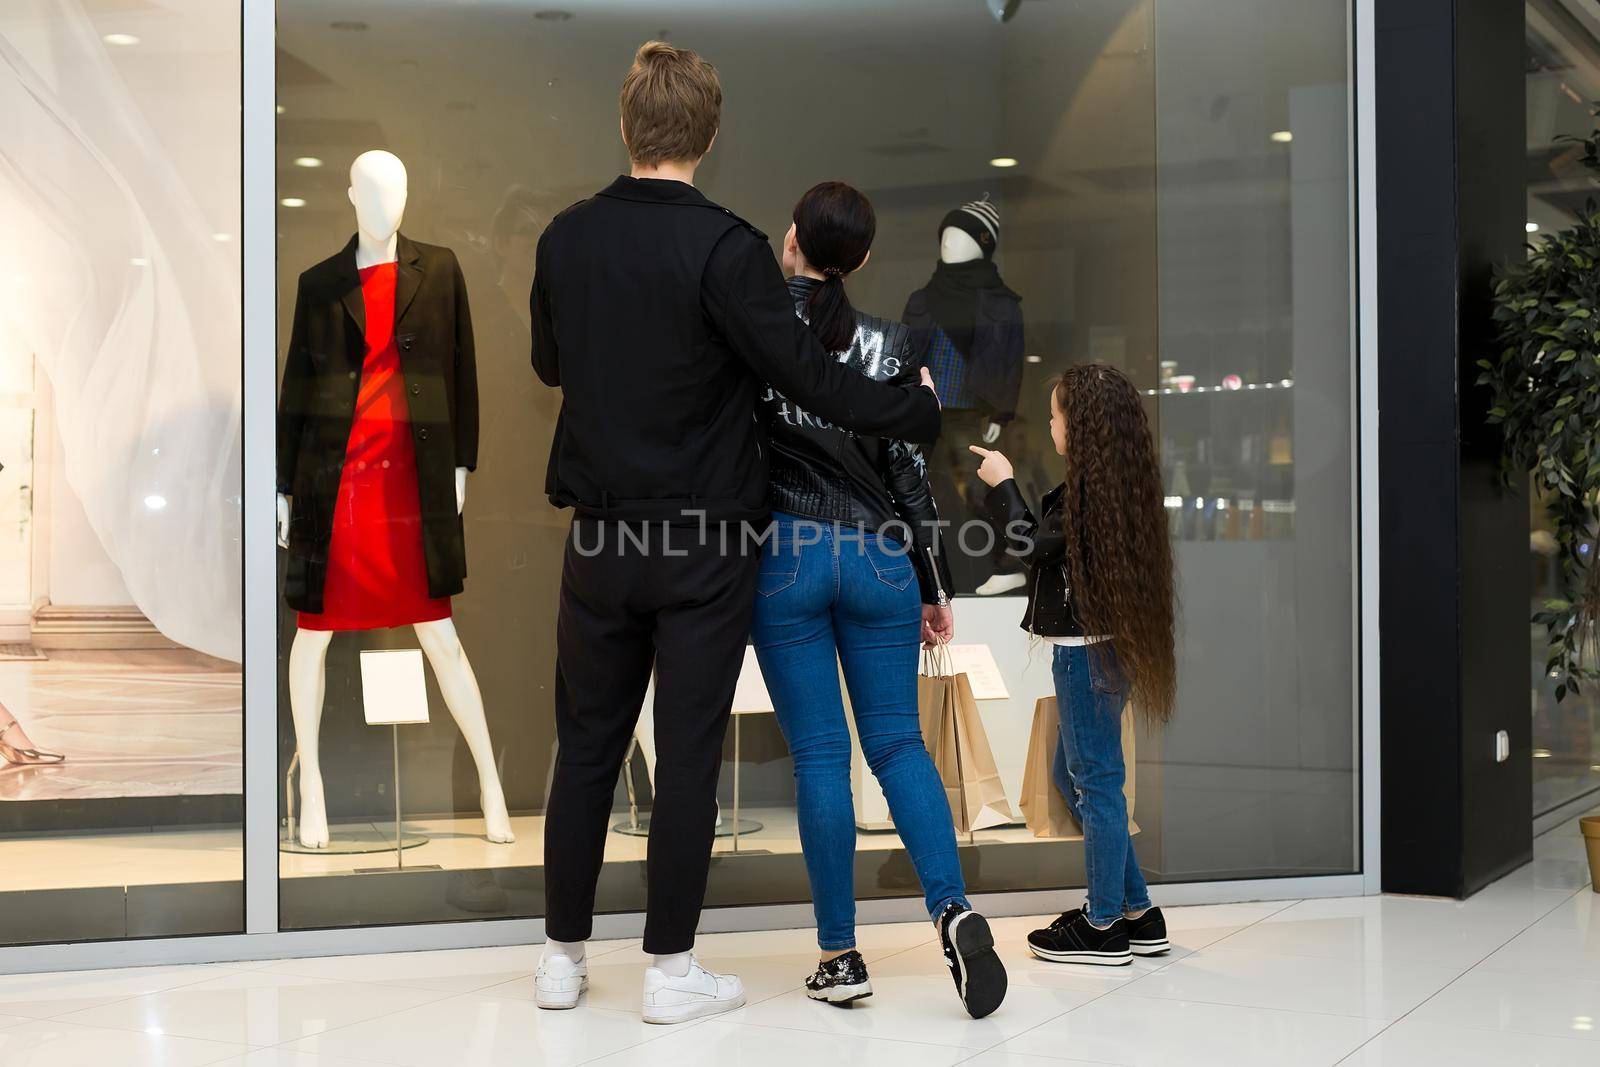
[1051,642,1152,928]
[751,513,968,951]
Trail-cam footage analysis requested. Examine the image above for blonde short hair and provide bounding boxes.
[618,41,722,167]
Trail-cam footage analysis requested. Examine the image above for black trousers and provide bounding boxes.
[543,518,760,954]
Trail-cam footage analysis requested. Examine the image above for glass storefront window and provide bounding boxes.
[1525,0,1600,818]
[275,0,1356,932]
[0,0,244,944]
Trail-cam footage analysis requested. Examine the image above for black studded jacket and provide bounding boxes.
[758,277,953,605]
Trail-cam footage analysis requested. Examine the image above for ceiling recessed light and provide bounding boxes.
[143,494,167,511]
[1533,748,1552,758]
[280,197,306,208]
[103,33,140,46]
[1270,130,1293,144]
[329,20,368,31]
[988,157,1018,168]
[129,257,150,267]
[294,156,323,168]
[212,233,232,242]
[1025,354,1042,364]
[276,104,286,115]
[1526,221,1540,233]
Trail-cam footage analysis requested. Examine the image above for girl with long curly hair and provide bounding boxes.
[971,363,1176,967]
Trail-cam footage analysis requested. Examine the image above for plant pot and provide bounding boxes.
[1582,816,1600,894]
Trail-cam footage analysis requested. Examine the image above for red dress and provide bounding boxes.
[298,262,452,631]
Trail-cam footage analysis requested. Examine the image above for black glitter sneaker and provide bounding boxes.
[1027,909,1132,966]
[804,950,873,1006]
[1124,906,1169,957]
[936,902,1008,1019]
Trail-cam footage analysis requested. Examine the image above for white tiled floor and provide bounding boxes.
[2,810,1595,1066]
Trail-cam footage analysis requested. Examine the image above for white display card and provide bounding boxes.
[359,649,431,726]
[949,643,1010,700]
[730,645,775,715]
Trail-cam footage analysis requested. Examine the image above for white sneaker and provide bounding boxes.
[534,953,589,1009]
[975,572,1028,596]
[641,957,745,1024]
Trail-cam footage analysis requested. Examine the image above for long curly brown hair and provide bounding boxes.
[1054,364,1177,723]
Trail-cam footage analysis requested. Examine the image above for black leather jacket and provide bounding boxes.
[759,277,953,605]
[985,478,1085,638]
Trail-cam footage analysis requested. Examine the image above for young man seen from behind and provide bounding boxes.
[529,41,941,1024]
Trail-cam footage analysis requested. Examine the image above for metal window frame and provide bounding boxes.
[0,0,1382,974]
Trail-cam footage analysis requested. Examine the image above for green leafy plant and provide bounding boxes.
[1480,128,1600,701]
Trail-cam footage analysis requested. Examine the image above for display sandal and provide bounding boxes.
[0,717,65,766]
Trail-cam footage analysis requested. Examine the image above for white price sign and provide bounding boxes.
[948,643,1010,701]
[359,649,431,726]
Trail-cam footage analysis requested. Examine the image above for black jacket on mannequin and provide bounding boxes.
[530,176,941,524]
[277,234,478,613]
[903,280,1025,423]
[763,277,954,605]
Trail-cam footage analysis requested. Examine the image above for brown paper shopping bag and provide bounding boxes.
[1019,696,1078,838]
[1018,695,1140,840]
[918,644,1016,833]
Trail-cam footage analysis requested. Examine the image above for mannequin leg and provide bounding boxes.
[288,627,334,848]
[415,618,516,843]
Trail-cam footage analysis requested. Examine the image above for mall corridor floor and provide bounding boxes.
[0,809,1594,1067]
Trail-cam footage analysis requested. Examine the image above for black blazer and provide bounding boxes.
[277,234,478,613]
[531,176,940,523]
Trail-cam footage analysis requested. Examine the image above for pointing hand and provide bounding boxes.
[968,445,1014,488]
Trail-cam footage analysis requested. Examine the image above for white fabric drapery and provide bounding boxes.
[0,0,242,660]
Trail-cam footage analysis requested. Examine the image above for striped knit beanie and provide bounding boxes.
[938,195,1000,258]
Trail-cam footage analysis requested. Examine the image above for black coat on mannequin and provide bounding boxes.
[277,234,479,614]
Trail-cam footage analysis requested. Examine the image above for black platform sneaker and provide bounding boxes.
[936,902,1008,1019]
[1124,907,1170,957]
[1027,909,1133,966]
[804,950,873,1006]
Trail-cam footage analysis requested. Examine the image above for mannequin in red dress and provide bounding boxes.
[294,259,452,632]
[278,151,513,849]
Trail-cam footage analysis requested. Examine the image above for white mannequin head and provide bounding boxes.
[939,225,984,265]
[348,150,408,243]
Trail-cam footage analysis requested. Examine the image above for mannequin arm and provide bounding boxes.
[456,467,467,514]
[276,493,290,549]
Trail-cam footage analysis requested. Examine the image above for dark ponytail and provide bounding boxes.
[792,181,876,353]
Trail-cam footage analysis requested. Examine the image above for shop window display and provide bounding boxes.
[0,0,243,945]
[275,0,1357,931]
[1525,0,1600,818]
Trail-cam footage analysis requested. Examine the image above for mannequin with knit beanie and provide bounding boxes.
[903,195,1026,595]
